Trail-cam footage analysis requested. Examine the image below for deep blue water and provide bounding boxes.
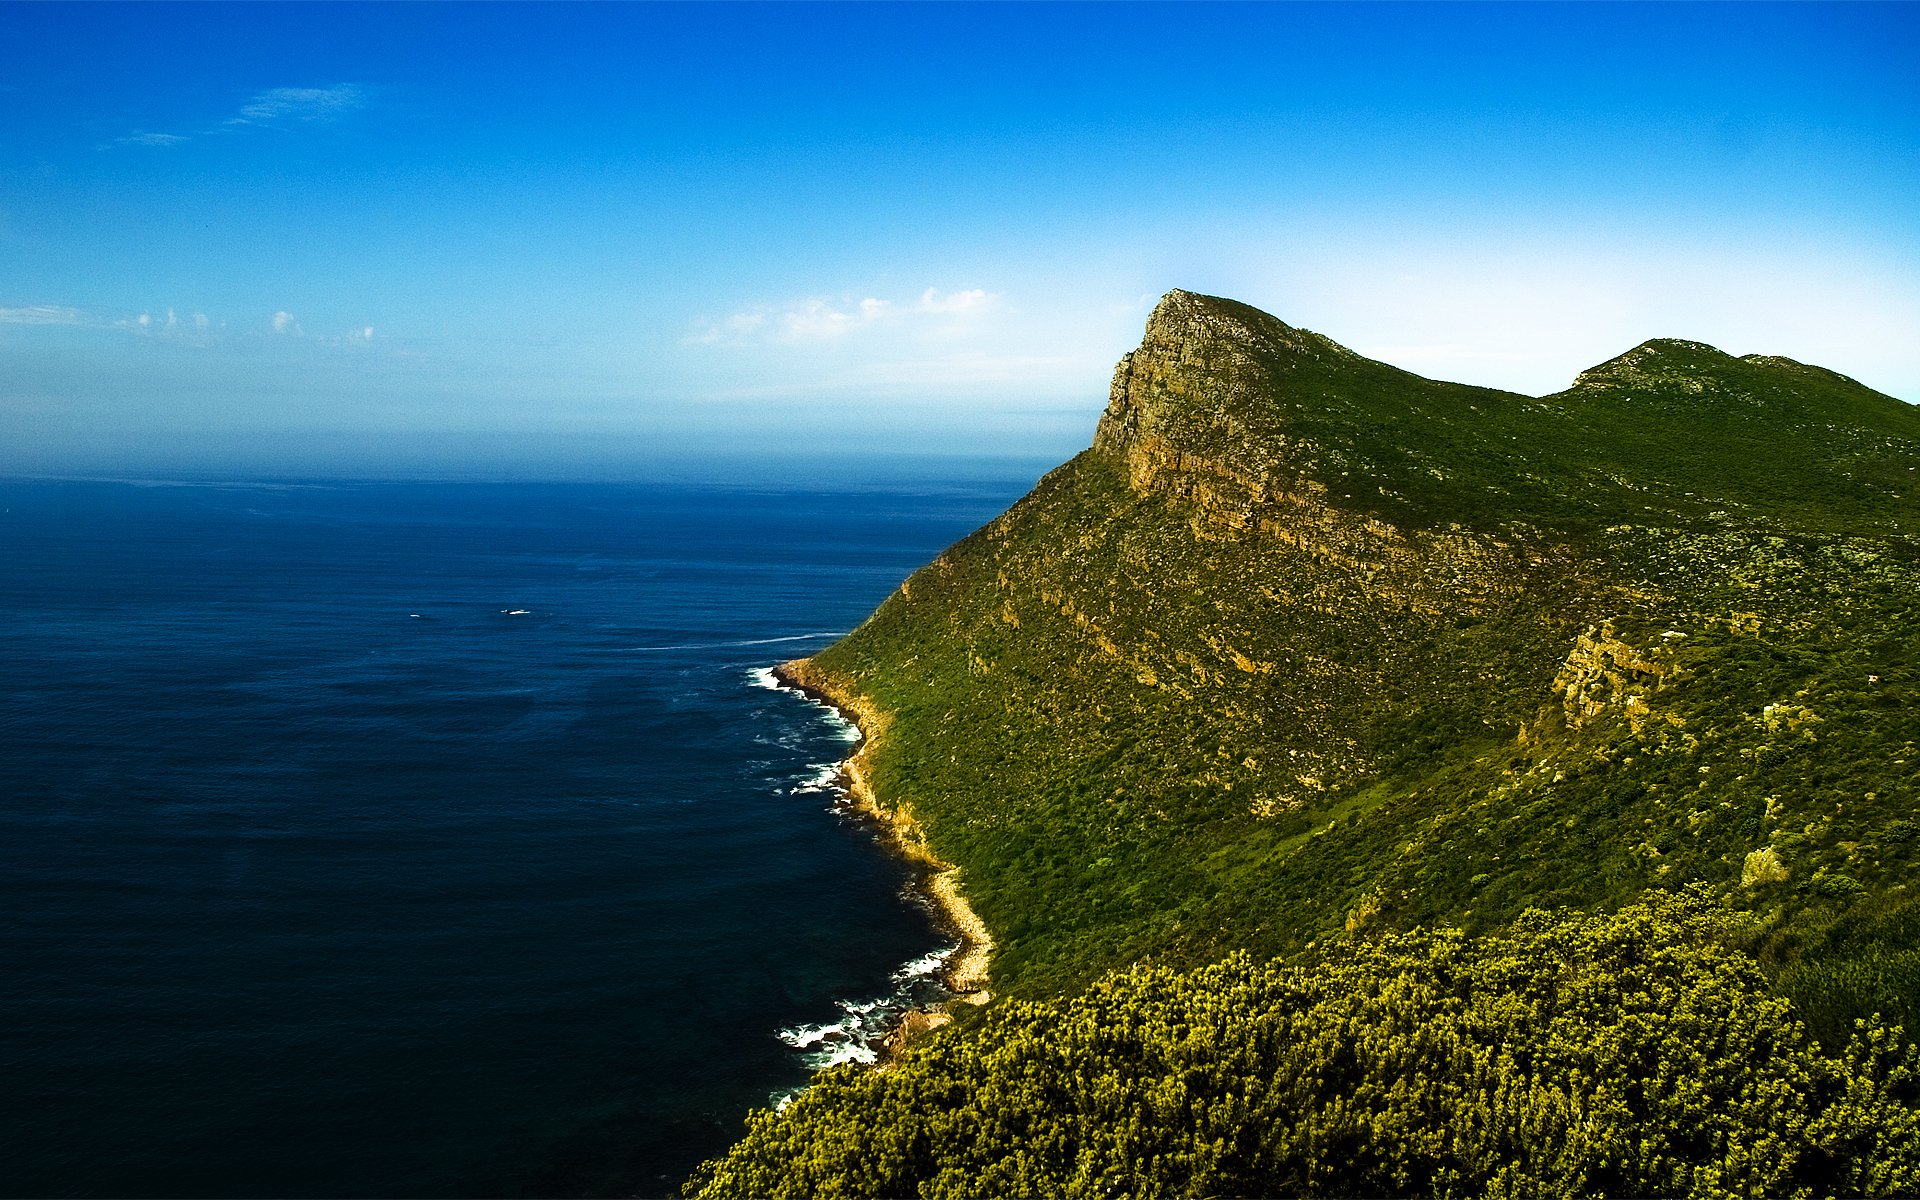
[0,475,1027,1198]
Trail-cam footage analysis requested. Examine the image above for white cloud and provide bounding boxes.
[114,131,189,148]
[0,305,87,326]
[226,84,369,127]
[100,306,220,346]
[915,287,995,315]
[779,296,888,342]
[687,287,1003,347]
[105,82,369,149]
[0,300,312,349]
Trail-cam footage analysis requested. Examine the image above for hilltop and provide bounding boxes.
[691,291,1920,1197]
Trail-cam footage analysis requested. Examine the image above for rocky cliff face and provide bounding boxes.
[1092,288,1355,485]
[1091,291,1553,620]
[797,291,1920,1037]
[1092,293,1347,544]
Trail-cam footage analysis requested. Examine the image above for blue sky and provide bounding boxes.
[3,2,1917,479]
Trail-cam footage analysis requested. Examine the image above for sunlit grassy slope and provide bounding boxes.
[806,291,1919,1018]
[692,291,1920,1197]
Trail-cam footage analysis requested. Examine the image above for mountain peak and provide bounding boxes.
[1139,289,1356,364]
[1093,290,1360,488]
[1568,338,1887,401]
[1569,338,1740,391]
[1095,292,1917,534]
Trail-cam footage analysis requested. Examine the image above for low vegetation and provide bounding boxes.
[689,898,1919,1199]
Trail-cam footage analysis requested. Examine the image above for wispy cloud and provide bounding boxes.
[2,300,383,349]
[107,82,370,149]
[0,305,89,326]
[2,302,218,341]
[266,311,387,345]
[112,307,222,346]
[913,287,995,315]
[113,131,190,148]
[225,84,369,128]
[686,287,1003,347]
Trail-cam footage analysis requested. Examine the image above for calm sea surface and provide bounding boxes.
[0,475,1027,1198]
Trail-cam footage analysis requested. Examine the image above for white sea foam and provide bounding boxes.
[790,763,843,795]
[747,666,862,750]
[799,699,862,743]
[778,1020,843,1050]
[894,947,954,981]
[774,940,962,1076]
[777,1012,882,1069]
[818,1041,880,1068]
[778,1018,881,1070]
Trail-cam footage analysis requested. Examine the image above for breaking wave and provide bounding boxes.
[746,666,862,746]
[775,946,957,1076]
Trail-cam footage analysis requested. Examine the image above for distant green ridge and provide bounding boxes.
[1091,290,1920,537]
[694,291,1920,1195]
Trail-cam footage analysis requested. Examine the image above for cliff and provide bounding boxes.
[785,289,1920,1018]
[692,290,1920,1197]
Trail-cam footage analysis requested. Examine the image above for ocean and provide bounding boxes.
[0,474,1029,1198]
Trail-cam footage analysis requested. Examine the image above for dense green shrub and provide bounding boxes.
[689,897,1920,1199]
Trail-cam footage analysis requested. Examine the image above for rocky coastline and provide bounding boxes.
[771,658,993,1050]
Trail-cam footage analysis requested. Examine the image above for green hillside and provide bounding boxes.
[691,291,1920,1196]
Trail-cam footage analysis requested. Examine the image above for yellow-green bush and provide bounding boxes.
[689,896,1918,1199]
